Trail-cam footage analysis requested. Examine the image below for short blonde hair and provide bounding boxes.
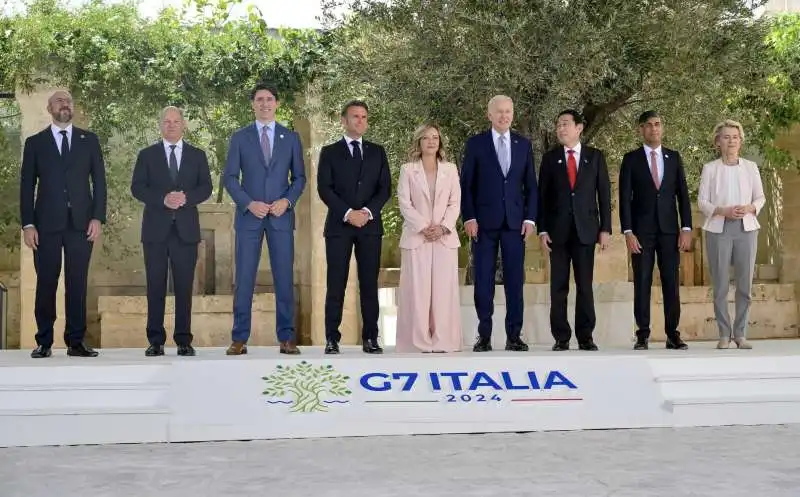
[408,123,448,162]
[712,119,745,146]
[488,95,513,112]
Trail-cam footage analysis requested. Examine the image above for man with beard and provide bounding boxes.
[20,90,107,358]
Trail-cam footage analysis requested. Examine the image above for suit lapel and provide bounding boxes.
[247,123,268,169]
[484,131,505,176]
[270,124,286,168]
[640,146,661,190]
[575,145,590,186]
[433,162,447,205]
[176,143,192,185]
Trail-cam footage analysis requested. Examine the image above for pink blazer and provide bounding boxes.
[398,161,461,250]
[697,158,765,233]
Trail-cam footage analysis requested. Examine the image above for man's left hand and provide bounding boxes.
[521,222,535,241]
[598,231,610,250]
[87,219,102,242]
[270,199,290,217]
[678,230,693,252]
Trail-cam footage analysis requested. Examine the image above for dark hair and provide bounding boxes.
[341,100,369,117]
[250,83,279,101]
[556,109,585,125]
[638,110,661,125]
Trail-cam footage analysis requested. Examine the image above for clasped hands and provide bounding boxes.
[346,209,371,228]
[164,191,186,210]
[247,199,290,219]
[720,204,755,220]
[421,224,447,242]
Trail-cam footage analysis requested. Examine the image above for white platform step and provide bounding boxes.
[2,340,800,447]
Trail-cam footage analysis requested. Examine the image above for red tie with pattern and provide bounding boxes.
[567,149,577,189]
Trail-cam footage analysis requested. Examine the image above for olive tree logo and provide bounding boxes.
[261,361,352,413]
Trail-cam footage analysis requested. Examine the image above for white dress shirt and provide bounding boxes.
[163,138,183,170]
[343,135,372,222]
[51,123,73,153]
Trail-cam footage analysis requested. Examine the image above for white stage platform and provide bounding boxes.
[2,340,800,448]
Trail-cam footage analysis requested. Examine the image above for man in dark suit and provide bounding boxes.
[538,110,611,351]
[223,83,306,355]
[460,95,538,353]
[131,106,212,357]
[619,110,692,350]
[318,100,391,355]
[20,90,107,358]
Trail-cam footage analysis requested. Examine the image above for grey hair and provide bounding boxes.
[159,106,185,121]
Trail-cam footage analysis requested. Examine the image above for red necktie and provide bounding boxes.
[567,149,577,189]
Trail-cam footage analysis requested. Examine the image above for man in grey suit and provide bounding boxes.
[223,83,307,355]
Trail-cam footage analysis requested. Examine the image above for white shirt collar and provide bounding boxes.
[163,138,184,149]
[51,123,73,135]
[491,128,510,141]
[564,142,582,155]
[643,144,662,156]
[344,135,362,145]
[256,120,274,132]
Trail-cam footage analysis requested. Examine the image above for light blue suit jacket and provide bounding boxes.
[223,122,306,231]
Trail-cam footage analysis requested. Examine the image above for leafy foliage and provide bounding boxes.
[0,0,324,253]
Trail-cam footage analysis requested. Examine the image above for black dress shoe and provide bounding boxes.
[666,336,688,350]
[473,337,492,352]
[325,341,340,354]
[578,340,599,351]
[505,337,529,352]
[552,340,569,351]
[145,344,165,357]
[31,345,52,358]
[67,343,99,357]
[634,339,649,350]
[177,344,196,356]
[362,339,383,354]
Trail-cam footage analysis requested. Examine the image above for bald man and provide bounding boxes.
[20,90,107,358]
[460,95,538,352]
[131,106,212,357]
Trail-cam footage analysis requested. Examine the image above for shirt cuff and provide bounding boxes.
[22,224,34,230]
[681,227,691,231]
[523,220,535,226]
[362,207,373,220]
[623,230,632,234]
[343,208,352,222]
[539,232,548,237]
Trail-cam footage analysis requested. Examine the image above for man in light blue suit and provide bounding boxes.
[223,83,306,355]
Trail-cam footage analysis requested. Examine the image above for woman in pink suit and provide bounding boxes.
[396,124,462,353]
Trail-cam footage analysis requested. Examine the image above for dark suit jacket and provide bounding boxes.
[619,146,692,235]
[19,126,107,233]
[537,144,612,245]
[317,138,392,237]
[131,141,213,244]
[223,122,306,232]
[460,130,538,231]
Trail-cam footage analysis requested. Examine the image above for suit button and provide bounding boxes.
[571,192,575,196]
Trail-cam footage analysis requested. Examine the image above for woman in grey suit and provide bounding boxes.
[697,120,765,349]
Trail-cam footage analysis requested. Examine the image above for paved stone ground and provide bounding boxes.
[2,425,799,496]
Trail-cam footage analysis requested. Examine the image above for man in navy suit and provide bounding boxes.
[460,95,538,352]
[223,83,306,355]
[20,90,107,359]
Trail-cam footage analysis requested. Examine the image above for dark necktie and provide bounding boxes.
[169,144,179,182]
[60,130,69,157]
[351,140,362,161]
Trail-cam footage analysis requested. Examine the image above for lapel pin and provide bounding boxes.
[280,134,284,139]
[557,159,562,164]
[664,154,669,158]
[80,135,85,139]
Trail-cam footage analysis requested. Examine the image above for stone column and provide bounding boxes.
[779,170,800,283]
[16,86,67,349]
[293,88,361,345]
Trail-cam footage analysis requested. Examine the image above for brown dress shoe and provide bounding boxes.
[226,342,247,355]
[280,341,301,355]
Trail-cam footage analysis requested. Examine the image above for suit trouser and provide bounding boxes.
[34,222,93,347]
[705,220,758,339]
[472,222,525,340]
[631,232,681,340]
[549,222,596,343]
[324,233,382,343]
[143,224,198,346]
[232,221,295,343]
